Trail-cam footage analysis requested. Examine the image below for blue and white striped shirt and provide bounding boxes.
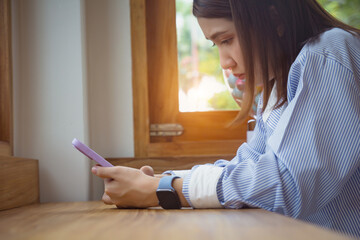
[175,28,360,237]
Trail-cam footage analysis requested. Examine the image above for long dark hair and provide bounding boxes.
[193,0,360,123]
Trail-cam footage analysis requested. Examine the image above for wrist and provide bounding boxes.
[173,178,190,207]
[147,176,161,207]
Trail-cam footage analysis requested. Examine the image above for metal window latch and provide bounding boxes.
[150,123,184,137]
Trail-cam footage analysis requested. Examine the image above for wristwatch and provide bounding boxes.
[156,175,182,209]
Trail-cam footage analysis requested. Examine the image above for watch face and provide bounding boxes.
[156,190,181,209]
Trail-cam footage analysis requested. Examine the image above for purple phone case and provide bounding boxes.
[72,138,114,167]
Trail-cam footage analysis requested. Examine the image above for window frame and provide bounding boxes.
[130,0,249,158]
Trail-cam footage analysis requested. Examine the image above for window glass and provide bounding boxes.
[176,0,239,112]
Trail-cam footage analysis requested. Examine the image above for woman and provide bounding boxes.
[92,0,360,237]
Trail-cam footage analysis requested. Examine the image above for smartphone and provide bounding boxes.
[72,138,114,167]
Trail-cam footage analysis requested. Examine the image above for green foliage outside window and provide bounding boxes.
[318,0,360,29]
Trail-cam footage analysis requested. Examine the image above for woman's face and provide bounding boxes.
[197,17,245,80]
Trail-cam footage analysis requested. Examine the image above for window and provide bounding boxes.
[131,0,249,157]
[176,0,239,112]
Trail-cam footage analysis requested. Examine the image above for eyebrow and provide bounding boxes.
[207,31,229,41]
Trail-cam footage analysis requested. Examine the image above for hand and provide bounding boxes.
[92,166,160,208]
[139,165,154,176]
[140,165,170,178]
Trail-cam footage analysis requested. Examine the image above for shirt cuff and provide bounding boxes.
[183,165,224,208]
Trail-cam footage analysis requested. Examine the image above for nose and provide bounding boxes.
[219,49,235,70]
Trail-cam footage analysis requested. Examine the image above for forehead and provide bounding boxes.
[197,17,235,40]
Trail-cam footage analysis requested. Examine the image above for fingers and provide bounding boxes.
[92,165,155,179]
[92,165,158,208]
[91,166,121,179]
[140,165,154,176]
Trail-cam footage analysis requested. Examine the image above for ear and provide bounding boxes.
[269,5,285,37]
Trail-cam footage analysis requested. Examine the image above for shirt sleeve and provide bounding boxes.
[181,99,268,208]
[183,49,360,218]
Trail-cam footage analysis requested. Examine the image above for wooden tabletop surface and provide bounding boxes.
[0,201,354,240]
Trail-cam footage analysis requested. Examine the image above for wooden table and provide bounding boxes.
[0,201,354,240]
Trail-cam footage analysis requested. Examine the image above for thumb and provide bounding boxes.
[140,165,154,176]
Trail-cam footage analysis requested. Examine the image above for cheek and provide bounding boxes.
[232,43,245,68]
[233,52,245,69]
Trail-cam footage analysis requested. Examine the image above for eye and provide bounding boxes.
[221,38,233,45]
[210,37,233,47]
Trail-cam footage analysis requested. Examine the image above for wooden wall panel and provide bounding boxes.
[0,157,39,210]
[0,141,11,156]
[0,0,13,156]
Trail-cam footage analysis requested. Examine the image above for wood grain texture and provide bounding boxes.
[146,140,244,157]
[0,157,39,210]
[0,0,13,156]
[130,0,150,157]
[131,0,250,157]
[146,0,179,125]
[108,155,235,174]
[0,201,354,240]
[0,141,11,156]
[170,111,249,142]
[151,111,250,143]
